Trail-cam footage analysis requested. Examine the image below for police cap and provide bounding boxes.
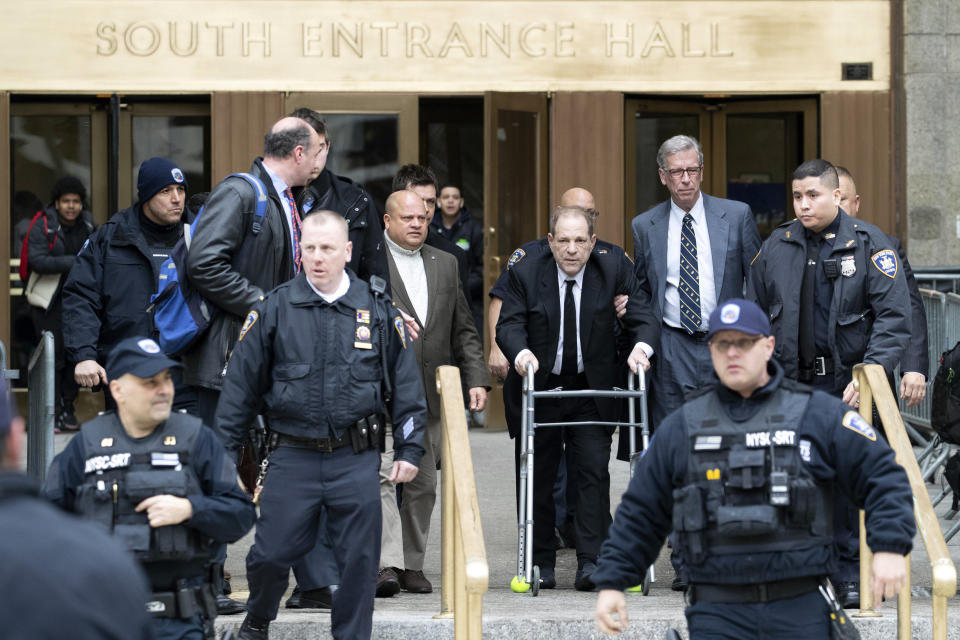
[106,337,181,382]
[706,298,771,341]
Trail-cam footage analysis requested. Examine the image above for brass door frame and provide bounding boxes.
[284,93,419,166]
[10,101,109,224]
[482,91,548,430]
[117,102,209,209]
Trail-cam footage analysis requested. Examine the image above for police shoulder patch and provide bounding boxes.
[871,249,898,279]
[238,310,258,341]
[842,410,877,441]
[507,248,526,269]
[393,315,406,348]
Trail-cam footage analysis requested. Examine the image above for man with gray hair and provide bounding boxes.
[631,134,761,590]
[181,115,326,612]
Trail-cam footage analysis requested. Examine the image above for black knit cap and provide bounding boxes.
[137,157,188,205]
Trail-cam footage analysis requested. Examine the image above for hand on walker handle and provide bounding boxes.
[627,345,651,374]
[515,352,539,377]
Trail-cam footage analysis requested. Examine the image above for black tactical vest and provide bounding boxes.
[75,412,209,567]
[673,386,833,572]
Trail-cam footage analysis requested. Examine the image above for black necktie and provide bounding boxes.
[562,279,578,376]
[799,232,821,367]
[679,213,702,334]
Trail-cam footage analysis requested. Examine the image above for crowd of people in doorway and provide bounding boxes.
[7,122,920,640]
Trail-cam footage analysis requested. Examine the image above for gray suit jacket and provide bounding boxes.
[386,242,487,418]
[630,193,762,323]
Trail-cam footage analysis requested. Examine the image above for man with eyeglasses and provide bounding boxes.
[748,159,911,608]
[630,134,761,590]
[497,205,658,592]
[594,298,914,639]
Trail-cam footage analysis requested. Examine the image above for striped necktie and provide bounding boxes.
[679,213,702,334]
[284,188,302,274]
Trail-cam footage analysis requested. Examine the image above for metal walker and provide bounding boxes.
[511,363,655,595]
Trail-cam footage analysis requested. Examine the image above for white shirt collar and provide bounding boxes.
[556,264,586,289]
[306,270,350,303]
[669,192,705,225]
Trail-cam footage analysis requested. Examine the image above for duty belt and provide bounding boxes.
[147,583,215,619]
[688,576,821,605]
[798,355,834,383]
[276,431,352,452]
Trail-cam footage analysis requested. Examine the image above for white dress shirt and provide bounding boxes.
[664,194,716,331]
[306,269,350,303]
[384,232,428,323]
[260,162,297,258]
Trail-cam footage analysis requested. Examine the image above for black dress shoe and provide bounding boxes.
[376,567,401,597]
[237,615,269,640]
[216,593,247,615]
[399,569,433,594]
[539,566,556,589]
[834,581,860,609]
[285,585,334,609]
[671,574,689,592]
[575,562,597,592]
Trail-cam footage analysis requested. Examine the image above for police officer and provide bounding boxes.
[749,159,911,607]
[593,299,914,638]
[0,379,153,640]
[43,337,256,640]
[215,210,427,640]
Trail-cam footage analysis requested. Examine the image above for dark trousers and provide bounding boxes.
[151,616,204,640]
[246,444,380,640]
[531,375,610,569]
[685,589,830,639]
[649,326,715,429]
[31,301,78,416]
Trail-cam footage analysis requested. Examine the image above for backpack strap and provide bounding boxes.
[228,172,268,235]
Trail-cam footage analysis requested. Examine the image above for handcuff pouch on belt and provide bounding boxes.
[349,414,382,453]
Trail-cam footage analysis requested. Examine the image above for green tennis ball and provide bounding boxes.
[510,575,531,593]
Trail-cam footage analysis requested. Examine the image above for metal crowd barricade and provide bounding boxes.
[900,288,949,432]
[511,364,652,596]
[26,331,55,482]
[0,339,20,381]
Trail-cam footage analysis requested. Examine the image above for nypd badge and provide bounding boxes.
[840,255,856,277]
[842,411,877,441]
[356,325,371,341]
[871,249,898,279]
[239,310,259,341]
[507,247,526,269]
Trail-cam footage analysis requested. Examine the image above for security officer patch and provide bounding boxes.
[239,310,258,341]
[871,249,898,279]
[394,316,406,347]
[842,411,877,441]
[507,248,526,269]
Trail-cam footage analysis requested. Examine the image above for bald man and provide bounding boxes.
[837,166,928,407]
[182,115,326,612]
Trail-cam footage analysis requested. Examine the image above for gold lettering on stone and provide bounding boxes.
[124,21,161,57]
[405,22,434,57]
[641,21,674,57]
[681,23,705,57]
[604,23,634,57]
[438,22,473,57]
[518,22,546,57]
[169,21,199,57]
[710,23,733,57]
[555,21,575,57]
[332,22,363,57]
[370,22,399,56]
[242,22,271,57]
[205,22,235,57]
[302,23,323,56]
[479,22,510,57]
[96,22,117,56]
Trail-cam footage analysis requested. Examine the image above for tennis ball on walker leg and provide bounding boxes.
[510,575,531,593]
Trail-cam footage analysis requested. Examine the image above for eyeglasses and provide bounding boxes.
[664,166,702,179]
[709,336,763,353]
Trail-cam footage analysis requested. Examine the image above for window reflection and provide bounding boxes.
[323,114,398,214]
[131,115,210,197]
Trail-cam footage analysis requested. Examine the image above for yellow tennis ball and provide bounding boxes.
[510,575,531,593]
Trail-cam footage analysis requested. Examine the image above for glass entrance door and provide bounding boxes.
[625,97,818,251]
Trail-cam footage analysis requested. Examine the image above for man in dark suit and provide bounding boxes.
[631,134,762,431]
[377,190,488,596]
[497,205,658,591]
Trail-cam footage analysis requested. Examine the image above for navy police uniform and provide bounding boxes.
[749,208,911,590]
[44,412,255,639]
[593,357,914,638]
[215,270,426,640]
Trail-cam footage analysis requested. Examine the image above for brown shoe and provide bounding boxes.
[376,567,401,598]
[399,569,433,593]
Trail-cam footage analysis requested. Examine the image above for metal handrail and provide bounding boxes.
[435,365,489,638]
[853,363,957,639]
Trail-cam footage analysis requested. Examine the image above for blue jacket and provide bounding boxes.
[593,360,915,590]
